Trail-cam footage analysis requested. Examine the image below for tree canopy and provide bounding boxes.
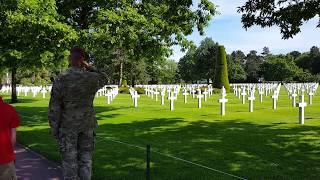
[0,0,77,102]
[238,0,320,39]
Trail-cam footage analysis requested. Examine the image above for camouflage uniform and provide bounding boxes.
[48,66,107,180]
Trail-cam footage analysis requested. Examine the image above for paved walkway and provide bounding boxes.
[15,144,63,180]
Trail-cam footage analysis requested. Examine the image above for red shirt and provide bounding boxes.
[0,97,20,164]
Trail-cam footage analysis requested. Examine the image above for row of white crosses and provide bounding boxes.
[137,84,211,110]
[96,85,118,98]
[271,84,281,110]
[284,83,319,124]
[0,85,11,93]
[129,88,140,107]
[232,83,280,111]
[2,85,52,98]
[105,86,119,105]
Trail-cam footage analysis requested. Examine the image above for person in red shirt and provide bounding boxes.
[0,84,20,180]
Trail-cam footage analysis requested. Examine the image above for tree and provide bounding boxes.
[227,54,247,83]
[288,51,301,59]
[310,46,320,56]
[213,46,230,91]
[260,55,299,81]
[262,47,271,57]
[158,59,178,84]
[178,49,197,83]
[194,38,219,84]
[245,50,263,82]
[56,0,217,84]
[230,50,246,65]
[238,0,320,39]
[296,46,320,74]
[0,0,77,103]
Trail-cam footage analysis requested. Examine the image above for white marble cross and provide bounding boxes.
[106,92,112,104]
[203,89,208,102]
[218,86,228,116]
[182,90,189,104]
[41,88,47,98]
[241,88,247,104]
[154,90,159,101]
[168,94,176,111]
[150,90,154,99]
[160,91,165,106]
[308,92,314,105]
[248,91,255,112]
[271,93,278,110]
[291,91,297,107]
[196,90,204,109]
[132,91,140,108]
[297,91,307,124]
[192,89,196,99]
[259,90,264,102]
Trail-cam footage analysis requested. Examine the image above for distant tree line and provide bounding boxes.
[178,38,320,83]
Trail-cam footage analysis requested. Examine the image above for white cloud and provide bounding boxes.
[213,0,244,19]
[170,0,320,60]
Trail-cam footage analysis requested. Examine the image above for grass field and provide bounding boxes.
[2,87,320,180]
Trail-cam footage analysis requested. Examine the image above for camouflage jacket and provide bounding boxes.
[48,67,107,136]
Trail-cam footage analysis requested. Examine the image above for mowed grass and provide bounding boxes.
[2,87,320,180]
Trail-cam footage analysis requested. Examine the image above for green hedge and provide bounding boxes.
[119,87,129,94]
[134,87,145,94]
[213,45,230,92]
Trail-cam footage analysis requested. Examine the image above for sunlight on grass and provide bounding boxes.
[1,87,320,179]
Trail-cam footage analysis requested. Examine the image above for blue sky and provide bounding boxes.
[170,0,320,61]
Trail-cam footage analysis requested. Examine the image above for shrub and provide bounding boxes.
[213,88,221,94]
[134,87,145,94]
[213,45,230,92]
[121,79,128,87]
[119,86,129,94]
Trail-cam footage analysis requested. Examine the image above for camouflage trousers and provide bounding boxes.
[58,130,95,180]
[0,162,16,180]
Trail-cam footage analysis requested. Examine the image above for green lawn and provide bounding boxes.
[2,87,320,180]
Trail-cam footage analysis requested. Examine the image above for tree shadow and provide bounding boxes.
[15,106,320,180]
[87,117,320,179]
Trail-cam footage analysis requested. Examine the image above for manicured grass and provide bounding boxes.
[2,87,320,180]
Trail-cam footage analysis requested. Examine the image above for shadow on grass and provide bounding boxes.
[93,118,320,180]
[15,105,320,180]
[14,105,127,127]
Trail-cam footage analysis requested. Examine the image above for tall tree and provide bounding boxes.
[230,50,246,66]
[178,49,197,83]
[260,55,299,81]
[261,47,271,57]
[238,0,320,39]
[194,38,219,83]
[213,46,230,91]
[288,51,301,59]
[245,50,263,82]
[227,54,247,83]
[0,0,77,102]
[56,0,217,84]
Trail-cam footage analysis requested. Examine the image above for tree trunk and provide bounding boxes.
[207,78,210,84]
[11,65,18,103]
[119,62,123,86]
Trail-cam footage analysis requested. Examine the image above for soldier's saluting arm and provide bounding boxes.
[83,62,108,90]
[48,77,63,138]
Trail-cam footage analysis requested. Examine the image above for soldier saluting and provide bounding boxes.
[48,48,107,180]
